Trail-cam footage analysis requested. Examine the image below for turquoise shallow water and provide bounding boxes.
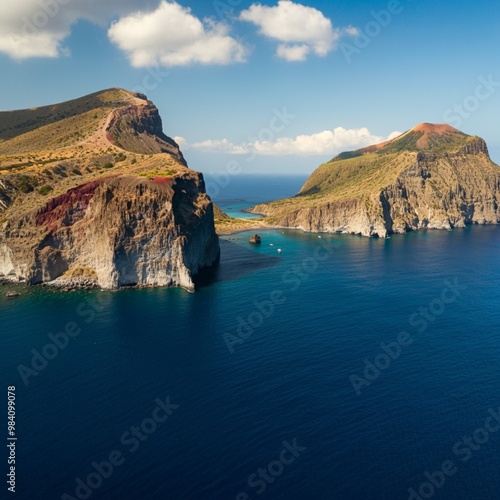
[207,174,307,219]
[1,177,500,499]
[213,200,262,219]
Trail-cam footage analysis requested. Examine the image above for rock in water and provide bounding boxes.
[0,88,219,291]
[249,234,262,244]
[5,291,20,298]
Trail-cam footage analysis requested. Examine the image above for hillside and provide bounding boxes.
[0,88,188,216]
[0,89,219,290]
[251,123,500,237]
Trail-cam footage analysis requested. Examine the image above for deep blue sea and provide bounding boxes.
[1,175,500,500]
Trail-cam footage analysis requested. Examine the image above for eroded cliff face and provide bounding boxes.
[107,102,186,163]
[252,136,500,238]
[379,140,500,234]
[0,173,219,290]
[268,196,389,238]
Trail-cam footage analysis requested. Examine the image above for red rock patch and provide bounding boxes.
[36,176,119,232]
[152,176,172,184]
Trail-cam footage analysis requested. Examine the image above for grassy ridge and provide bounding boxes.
[261,152,416,213]
[0,88,132,142]
[0,88,186,221]
[0,108,110,154]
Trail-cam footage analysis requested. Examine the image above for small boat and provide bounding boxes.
[270,243,274,247]
[277,249,282,254]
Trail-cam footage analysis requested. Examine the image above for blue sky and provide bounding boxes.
[0,0,499,174]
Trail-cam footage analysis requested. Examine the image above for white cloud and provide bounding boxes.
[252,128,401,155]
[173,135,187,149]
[181,128,402,156]
[276,43,310,62]
[387,130,403,140]
[0,0,161,60]
[344,26,360,37]
[240,0,356,61]
[0,2,68,59]
[0,0,247,66]
[108,1,248,67]
[181,138,249,155]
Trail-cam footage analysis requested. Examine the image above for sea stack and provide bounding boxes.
[249,234,262,244]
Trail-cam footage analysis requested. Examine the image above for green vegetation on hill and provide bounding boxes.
[299,152,405,198]
[138,169,177,180]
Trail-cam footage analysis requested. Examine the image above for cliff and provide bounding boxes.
[0,88,219,290]
[107,100,187,161]
[251,124,500,237]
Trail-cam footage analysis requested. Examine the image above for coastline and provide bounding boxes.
[215,216,279,236]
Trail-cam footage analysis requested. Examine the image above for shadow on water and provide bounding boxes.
[194,239,280,288]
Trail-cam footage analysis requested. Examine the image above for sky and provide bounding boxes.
[0,0,499,175]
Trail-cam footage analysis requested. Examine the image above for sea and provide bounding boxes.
[1,174,500,500]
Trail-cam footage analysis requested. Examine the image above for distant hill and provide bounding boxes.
[330,123,469,163]
[251,123,500,237]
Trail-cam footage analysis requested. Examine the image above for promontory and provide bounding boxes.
[251,123,500,237]
[0,88,219,291]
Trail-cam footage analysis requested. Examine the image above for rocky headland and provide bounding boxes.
[250,123,500,237]
[0,88,219,291]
